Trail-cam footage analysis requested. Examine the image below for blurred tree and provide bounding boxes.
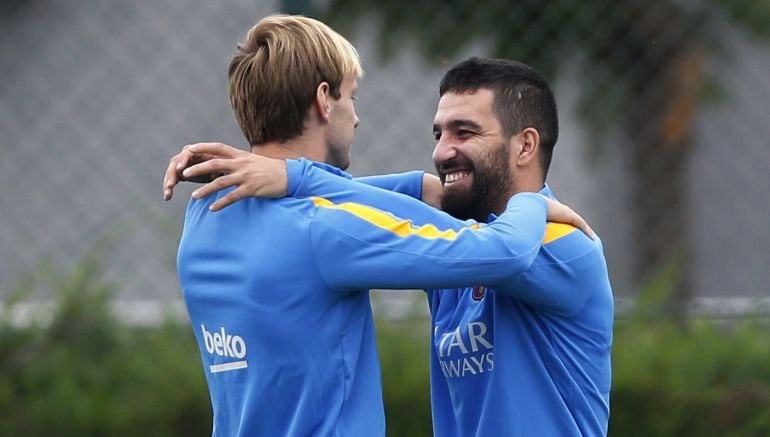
[283,0,770,321]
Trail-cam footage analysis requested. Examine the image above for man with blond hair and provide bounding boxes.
[173,14,590,436]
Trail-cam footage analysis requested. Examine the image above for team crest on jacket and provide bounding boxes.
[472,285,486,301]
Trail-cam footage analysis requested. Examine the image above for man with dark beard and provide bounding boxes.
[165,57,613,436]
[426,58,612,437]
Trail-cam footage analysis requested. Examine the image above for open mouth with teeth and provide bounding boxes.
[438,157,475,189]
[443,171,471,185]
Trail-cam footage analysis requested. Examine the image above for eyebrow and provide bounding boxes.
[433,119,482,134]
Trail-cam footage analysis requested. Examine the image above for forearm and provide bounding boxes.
[312,191,547,291]
[353,172,443,208]
[420,173,443,208]
[354,171,425,199]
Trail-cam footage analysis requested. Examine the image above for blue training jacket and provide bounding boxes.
[426,185,614,437]
[177,158,549,436]
[288,164,614,436]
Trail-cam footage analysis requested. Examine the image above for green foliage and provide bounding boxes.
[4,255,770,436]
[610,316,770,436]
[0,256,211,437]
[376,318,433,437]
[316,0,707,131]
[713,0,770,38]
[375,315,770,437]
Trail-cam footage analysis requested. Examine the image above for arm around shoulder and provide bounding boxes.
[309,191,548,291]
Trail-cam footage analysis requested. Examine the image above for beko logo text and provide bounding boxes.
[201,324,248,373]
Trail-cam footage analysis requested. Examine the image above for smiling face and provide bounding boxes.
[432,89,516,221]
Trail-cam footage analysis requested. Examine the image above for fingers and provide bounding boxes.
[543,197,595,240]
[163,145,197,200]
[182,158,232,180]
[163,143,244,201]
[163,152,188,200]
[163,157,178,201]
[208,188,247,212]
[166,144,284,210]
[571,213,595,240]
[188,142,245,158]
[191,173,239,200]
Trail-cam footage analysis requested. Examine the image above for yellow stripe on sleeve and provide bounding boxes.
[543,222,577,244]
[311,197,480,240]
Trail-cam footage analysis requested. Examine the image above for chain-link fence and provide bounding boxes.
[2,0,769,319]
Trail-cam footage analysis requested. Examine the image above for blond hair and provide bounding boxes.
[228,14,363,145]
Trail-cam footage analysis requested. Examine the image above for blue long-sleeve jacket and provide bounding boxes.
[288,162,614,437]
[177,158,549,436]
[426,185,613,437]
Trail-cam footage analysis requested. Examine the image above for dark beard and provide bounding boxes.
[325,144,350,170]
[440,143,512,222]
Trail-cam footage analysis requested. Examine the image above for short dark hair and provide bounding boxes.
[439,57,559,179]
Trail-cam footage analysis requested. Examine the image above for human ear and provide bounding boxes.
[315,82,332,122]
[516,127,540,166]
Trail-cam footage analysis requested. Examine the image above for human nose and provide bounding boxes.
[432,136,457,164]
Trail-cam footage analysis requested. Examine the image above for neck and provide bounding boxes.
[511,178,546,195]
[489,176,544,217]
[509,164,546,194]
[250,130,326,162]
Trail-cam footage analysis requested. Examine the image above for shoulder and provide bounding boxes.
[539,223,604,266]
[530,223,607,296]
[514,225,609,316]
[189,195,320,226]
